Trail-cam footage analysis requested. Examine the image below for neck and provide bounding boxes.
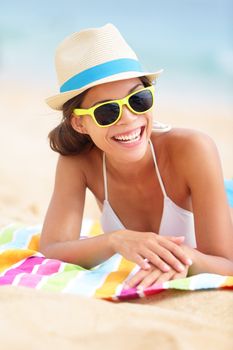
[104,140,153,183]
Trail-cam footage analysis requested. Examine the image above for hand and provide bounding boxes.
[109,230,193,273]
[122,263,189,290]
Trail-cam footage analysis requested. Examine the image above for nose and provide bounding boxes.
[117,104,138,125]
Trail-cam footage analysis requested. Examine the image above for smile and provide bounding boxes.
[112,126,145,143]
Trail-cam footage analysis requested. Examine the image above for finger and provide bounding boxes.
[155,270,175,284]
[171,272,184,281]
[136,269,161,289]
[141,248,171,272]
[171,266,189,280]
[167,236,185,243]
[159,238,193,267]
[156,246,187,273]
[133,254,151,270]
[123,269,149,290]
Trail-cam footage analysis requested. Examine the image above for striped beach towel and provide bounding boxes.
[0,220,232,301]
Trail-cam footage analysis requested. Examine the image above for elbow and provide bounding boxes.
[220,256,233,276]
[226,260,233,276]
[39,241,54,259]
[222,252,233,268]
[39,246,50,258]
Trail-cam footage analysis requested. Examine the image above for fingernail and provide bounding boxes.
[145,263,151,269]
[123,284,130,290]
[187,259,193,266]
[177,264,185,271]
[137,286,144,292]
[163,264,170,272]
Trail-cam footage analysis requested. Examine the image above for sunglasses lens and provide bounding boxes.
[94,103,120,126]
[129,89,153,113]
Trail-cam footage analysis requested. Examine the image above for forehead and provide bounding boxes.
[82,77,143,107]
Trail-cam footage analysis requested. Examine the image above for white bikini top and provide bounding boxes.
[100,124,197,248]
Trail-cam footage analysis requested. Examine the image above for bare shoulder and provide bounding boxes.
[151,127,222,192]
[152,127,216,151]
[152,127,218,167]
[56,145,102,184]
[168,128,219,175]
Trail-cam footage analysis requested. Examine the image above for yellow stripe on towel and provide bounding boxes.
[88,221,103,236]
[95,257,136,298]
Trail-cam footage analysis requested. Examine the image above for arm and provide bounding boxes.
[40,155,115,269]
[179,130,233,275]
[187,248,233,276]
[41,235,115,270]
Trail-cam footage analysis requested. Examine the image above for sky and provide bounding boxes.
[0,0,232,105]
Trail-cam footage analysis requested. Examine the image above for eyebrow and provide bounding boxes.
[90,83,144,107]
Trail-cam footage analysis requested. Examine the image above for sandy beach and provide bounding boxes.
[0,286,232,350]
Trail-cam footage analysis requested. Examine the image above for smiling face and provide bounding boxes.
[71,77,154,163]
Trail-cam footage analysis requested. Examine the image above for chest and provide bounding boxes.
[88,152,191,233]
[110,184,164,233]
[96,169,166,233]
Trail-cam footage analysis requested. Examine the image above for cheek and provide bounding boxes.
[142,113,153,139]
[82,117,98,136]
[84,121,108,147]
[144,112,153,130]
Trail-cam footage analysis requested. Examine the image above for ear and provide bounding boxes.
[71,114,88,134]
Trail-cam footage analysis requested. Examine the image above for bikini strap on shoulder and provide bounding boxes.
[148,139,167,198]
[102,152,108,201]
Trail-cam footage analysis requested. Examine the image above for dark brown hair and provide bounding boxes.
[48,76,152,156]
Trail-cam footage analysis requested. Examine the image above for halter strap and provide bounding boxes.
[148,139,167,198]
[102,152,108,201]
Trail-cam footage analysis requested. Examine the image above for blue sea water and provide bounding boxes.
[0,0,232,105]
[225,180,233,207]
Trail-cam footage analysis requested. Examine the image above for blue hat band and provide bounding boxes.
[60,58,144,93]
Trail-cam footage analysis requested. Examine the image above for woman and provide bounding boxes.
[40,23,233,290]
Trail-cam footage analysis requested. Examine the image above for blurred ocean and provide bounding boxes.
[0,0,232,111]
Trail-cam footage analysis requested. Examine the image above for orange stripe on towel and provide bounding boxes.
[223,276,233,288]
[28,234,41,251]
[0,249,36,272]
[95,257,136,298]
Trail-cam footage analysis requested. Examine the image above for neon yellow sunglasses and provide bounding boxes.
[73,85,155,127]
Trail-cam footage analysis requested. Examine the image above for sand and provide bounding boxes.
[0,286,232,350]
[1,81,233,349]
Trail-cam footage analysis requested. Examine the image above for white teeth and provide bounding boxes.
[114,128,141,142]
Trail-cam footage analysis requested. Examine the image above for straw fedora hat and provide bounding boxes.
[46,23,163,110]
